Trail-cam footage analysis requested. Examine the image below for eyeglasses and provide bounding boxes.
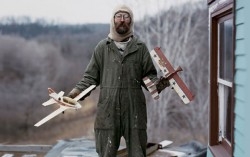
[114,13,130,20]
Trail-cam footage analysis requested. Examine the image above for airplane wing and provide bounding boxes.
[150,47,194,104]
[42,98,57,106]
[74,85,96,101]
[34,106,67,127]
[143,76,159,100]
[58,91,64,97]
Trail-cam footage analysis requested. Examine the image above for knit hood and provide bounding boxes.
[108,4,134,42]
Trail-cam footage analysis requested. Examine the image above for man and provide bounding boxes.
[67,5,169,157]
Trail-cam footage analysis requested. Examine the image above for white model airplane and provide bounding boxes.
[34,85,96,127]
[144,47,194,104]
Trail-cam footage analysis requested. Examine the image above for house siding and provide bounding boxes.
[243,0,250,155]
[207,148,214,157]
[234,0,250,157]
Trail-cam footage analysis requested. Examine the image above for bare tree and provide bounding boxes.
[133,0,209,144]
[0,35,67,137]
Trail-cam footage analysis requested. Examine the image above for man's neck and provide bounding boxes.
[120,36,132,42]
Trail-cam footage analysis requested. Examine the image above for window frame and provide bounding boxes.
[209,2,235,157]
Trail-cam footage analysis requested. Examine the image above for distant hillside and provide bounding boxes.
[0,18,109,38]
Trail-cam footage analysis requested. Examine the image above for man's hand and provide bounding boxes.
[67,87,95,101]
[63,96,78,105]
[67,88,81,99]
[156,77,170,93]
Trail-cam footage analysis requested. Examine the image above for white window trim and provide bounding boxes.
[218,78,233,87]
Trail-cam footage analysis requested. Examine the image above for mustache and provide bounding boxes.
[116,21,130,27]
[118,22,126,27]
[117,23,130,29]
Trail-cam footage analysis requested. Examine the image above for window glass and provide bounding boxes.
[224,86,232,142]
[218,85,232,142]
[219,19,233,82]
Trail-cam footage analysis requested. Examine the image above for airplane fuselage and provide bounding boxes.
[52,96,81,109]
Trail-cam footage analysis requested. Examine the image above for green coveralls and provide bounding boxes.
[74,37,157,157]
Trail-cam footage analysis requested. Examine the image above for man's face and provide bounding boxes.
[114,11,131,35]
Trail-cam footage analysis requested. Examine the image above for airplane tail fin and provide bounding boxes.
[48,88,55,94]
[48,91,64,100]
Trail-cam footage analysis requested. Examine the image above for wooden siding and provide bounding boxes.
[207,149,213,157]
[243,0,250,155]
[234,0,250,156]
[234,129,245,156]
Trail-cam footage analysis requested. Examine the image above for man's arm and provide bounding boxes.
[67,46,101,100]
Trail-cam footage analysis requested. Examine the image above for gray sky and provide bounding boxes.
[0,0,200,24]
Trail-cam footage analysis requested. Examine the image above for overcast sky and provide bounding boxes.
[0,0,201,24]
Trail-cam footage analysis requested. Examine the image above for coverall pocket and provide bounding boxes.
[125,59,142,79]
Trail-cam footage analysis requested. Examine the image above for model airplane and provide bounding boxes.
[34,85,96,127]
[143,76,159,100]
[145,47,194,104]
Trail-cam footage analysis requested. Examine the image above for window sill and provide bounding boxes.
[209,145,231,157]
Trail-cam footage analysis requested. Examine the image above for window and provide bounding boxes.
[208,2,234,157]
[218,17,233,145]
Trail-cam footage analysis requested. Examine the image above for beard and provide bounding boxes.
[115,22,130,35]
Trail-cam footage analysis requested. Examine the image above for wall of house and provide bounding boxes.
[234,0,250,156]
[242,0,250,155]
[206,148,213,157]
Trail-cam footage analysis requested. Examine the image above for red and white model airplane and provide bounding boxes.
[144,47,194,104]
[34,85,96,127]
